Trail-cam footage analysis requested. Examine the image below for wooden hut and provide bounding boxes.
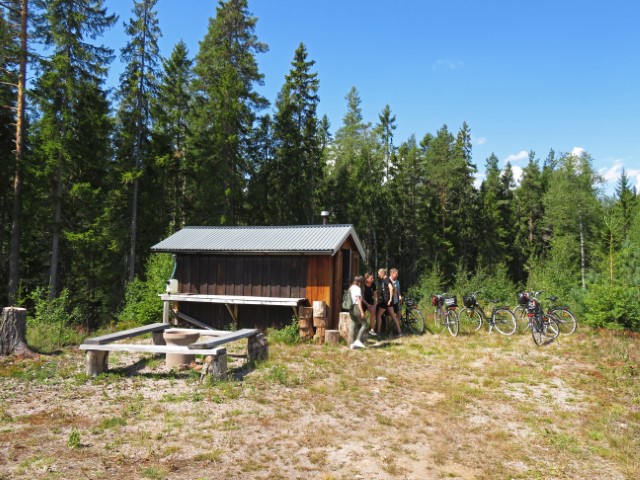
[151,225,366,331]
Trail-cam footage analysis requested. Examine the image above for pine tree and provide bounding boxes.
[32,0,116,300]
[0,1,27,305]
[543,151,602,289]
[269,42,322,224]
[152,40,193,232]
[189,0,268,225]
[115,0,162,281]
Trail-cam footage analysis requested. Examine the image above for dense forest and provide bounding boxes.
[1,0,639,333]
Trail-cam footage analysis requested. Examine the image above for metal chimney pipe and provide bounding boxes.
[320,211,330,225]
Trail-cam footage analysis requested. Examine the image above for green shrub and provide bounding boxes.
[267,318,299,345]
[409,265,445,305]
[118,253,174,326]
[584,284,640,331]
[452,264,516,306]
[26,287,86,350]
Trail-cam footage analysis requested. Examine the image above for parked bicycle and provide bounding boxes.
[516,291,560,345]
[382,298,425,335]
[514,292,577,335]
[431,293,459,336]
[458,291,517,335]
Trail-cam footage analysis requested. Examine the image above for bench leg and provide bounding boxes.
[152,330,166,346]
[201,348,227,381]
[86,350,109,376]
[248,333,268,363]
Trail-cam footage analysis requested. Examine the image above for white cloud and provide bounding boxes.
[510,165,524,186]
[570,146,586,157]
[472,135,487,146]
[432,59,464,70]
[598,159,640,194]
[503,150,529,165]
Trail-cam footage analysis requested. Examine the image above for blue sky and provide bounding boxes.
[102,0,640,195]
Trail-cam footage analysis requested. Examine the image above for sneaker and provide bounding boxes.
[368,330,378,337]
[350,340,366,349]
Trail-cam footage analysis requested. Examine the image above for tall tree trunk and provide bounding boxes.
[49,164,63,299]
[129,177,139,281]
[528,209,534,243]
[579,217,586,289]
[8,0,28,305]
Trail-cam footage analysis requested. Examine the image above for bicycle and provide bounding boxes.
[431,293,459,336]
[382,298,425,335]
[514,292,577,335]
[458,291,517,335]
[518,291,560,345]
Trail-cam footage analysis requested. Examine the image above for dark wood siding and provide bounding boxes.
[176,254,308,329]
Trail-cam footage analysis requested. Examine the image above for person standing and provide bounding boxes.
[362,272,378,336]
[390,268,402,319]
[348,276,368,349]
[375,268,402,337]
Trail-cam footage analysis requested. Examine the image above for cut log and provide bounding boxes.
[248,333,268,363]
[325,329,340,345]
[298,317,312,329]
[313,316,327,328]
[338,312,350,342]
[312,301,326,318]
[0,307,33,356]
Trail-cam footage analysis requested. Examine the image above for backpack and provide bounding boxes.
[342,287,353,311]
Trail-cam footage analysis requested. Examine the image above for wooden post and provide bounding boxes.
[162,300,170,324]
[201,349,227,381]
[248,333,268,362]
[1,307,33,356]
[298,306,314,339]
[86,350,109,376]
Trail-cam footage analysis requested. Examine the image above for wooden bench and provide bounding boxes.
[79,326,267,378]
[159,293,306,325]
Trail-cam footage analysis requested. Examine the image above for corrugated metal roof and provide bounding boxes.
[150,225,367,260]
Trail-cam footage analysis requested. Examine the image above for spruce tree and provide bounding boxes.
[32,0,116,303]
[269,42,321,224]
[152,40,193,233]
[189,0,268,225]
[115,0,162,281]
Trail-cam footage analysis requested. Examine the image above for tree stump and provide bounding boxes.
[325,329,341,345]
[1,307,33,356]
[338,312,350,343]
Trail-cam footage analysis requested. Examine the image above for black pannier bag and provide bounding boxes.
[517,292,529,305]
[463,295,475,308]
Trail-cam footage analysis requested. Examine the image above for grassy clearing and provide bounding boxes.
[0,327,638,479]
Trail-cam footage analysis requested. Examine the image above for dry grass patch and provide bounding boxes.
[0,327,638,479]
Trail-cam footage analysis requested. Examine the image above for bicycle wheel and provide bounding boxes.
[551,308,577,335]
[531,315,545,345]
[446,309,459,336]
[432,308,446,333]
[513,305,529,333]
[492,308,517,335]
[458,307,482,333]
[545,315,560,340]
[406,307,425,335]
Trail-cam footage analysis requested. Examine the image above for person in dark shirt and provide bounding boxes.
[362,272,378,336]
[375,268,402,337]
